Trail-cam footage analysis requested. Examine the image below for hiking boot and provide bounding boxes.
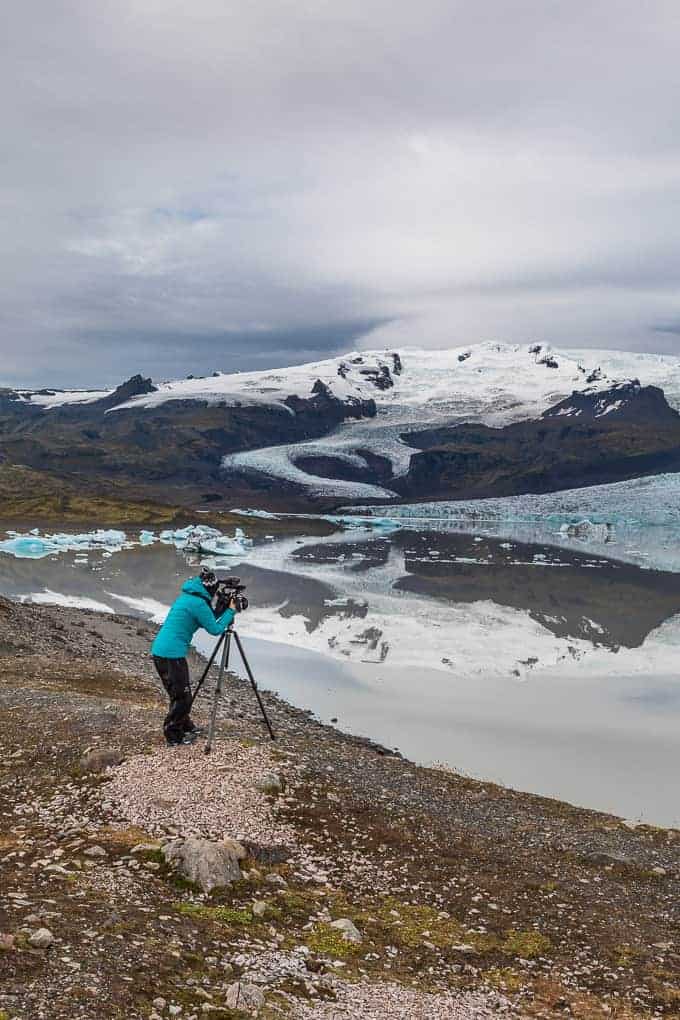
[184,723,206,737]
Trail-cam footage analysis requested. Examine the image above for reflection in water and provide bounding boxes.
[293,530,680,651]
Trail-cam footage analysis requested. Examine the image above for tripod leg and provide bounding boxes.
[232,630,276,741]
[205,628,232,754]
[190,630,224,708]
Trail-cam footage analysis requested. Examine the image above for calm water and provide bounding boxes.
[1,520,678,826]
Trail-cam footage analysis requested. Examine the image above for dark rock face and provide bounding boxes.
[0,375,377,494]
[87,374,157,412]
[337,357,395,390]
[398,382,680,502]
[541,380,678,426]
[294,448,393,487]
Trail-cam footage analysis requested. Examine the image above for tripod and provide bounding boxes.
[190,625,275,753]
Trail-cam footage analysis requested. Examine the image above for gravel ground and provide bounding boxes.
[294,979,509,1019]
[105,741,298,846]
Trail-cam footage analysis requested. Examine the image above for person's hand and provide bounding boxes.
[228,597,237,610]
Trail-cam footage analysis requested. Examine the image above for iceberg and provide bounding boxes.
[0,521,253,562]
[158,524,223,549]
[197,527,253,557]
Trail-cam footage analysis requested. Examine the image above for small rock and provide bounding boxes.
[584,851,633,868]
[329,918,362,943]
[168,1006,182,1017]
[255,772,283,794]
[152,998,167,1010]
[225,982,265,1012]
[651,866,667,877]
[28,927,54,948]
[252,900,267,918]
[265,874,288,888]
[79,748,125,774]
[83,845,107,858]
[0,933,15,951]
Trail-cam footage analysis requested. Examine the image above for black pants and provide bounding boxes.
[153,656,195,744]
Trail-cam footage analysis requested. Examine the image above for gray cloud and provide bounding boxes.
[2,0,680,385]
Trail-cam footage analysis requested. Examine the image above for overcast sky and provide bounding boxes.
[3,1,680,386]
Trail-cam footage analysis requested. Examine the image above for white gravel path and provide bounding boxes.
[294,979,510,1019]
[104,740,296,846]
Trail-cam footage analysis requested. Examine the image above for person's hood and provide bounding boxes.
[181,577,210,597]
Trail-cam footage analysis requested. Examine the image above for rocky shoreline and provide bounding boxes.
[1,596,679,1019]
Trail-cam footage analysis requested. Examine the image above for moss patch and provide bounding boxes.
[305,923,362,959]
[502,929,552,959]
[351,898,497,954]
[484,967,524,993]
[175,903,253,926]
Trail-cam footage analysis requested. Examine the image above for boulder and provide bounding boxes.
[221,837,247,861]
[330,917,362,943]
[224,982,265,1012]
[162,837,245,893]
[79,748,124,774]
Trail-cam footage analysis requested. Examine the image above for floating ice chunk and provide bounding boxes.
[0,528,129,559]
[0,536,59,559]
[324,514,401,533]
[232,508,280,519]
[159,524,224,550]
[559,520,614,543]
[198,528,254,556]
[139,530,156,546]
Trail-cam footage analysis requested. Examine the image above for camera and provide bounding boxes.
[200,568,249,615]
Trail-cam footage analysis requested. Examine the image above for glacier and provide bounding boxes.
[354,472,680,527]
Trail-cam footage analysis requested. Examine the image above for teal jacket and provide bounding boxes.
[151,577,235,659]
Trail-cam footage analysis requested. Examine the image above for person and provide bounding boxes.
[151,572,235,746]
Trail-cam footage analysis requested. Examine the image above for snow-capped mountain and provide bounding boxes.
[5,341,680,510]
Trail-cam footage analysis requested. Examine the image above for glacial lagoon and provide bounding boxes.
[1,506,678,827]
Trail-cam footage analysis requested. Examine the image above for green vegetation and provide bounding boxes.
[501,929,552,959]
[305,923,361,959]
[174,902,254,926]
[0,464,181,523]
[351,897,497,953]
[484,967,524,992]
